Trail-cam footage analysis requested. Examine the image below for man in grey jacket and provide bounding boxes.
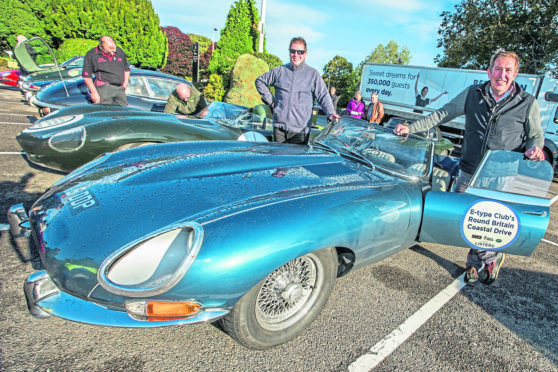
[255,37,340,145]
[394,49,545,286]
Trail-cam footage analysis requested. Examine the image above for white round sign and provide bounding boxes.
[461,200,520,250]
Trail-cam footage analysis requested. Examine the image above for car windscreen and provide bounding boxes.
[13,37,57,74]
[203,102,272,130]
[313,119,434,177]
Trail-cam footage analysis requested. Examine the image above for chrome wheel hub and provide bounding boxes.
[255,254,322,331]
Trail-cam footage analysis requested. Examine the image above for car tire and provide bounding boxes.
[220,247,337,349]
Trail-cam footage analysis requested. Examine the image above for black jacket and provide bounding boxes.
[409,81,543,174]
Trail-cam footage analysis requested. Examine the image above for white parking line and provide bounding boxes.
[0,224,9,231]
[0,152,25,155]
[551,194,558,205]
[0,112,31,116]
[0,121,30,125]
[542,238,558,247]
[349,274,466,371]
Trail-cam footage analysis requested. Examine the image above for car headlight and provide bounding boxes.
[48,126,86,152]
[27,114,84,131]
[98,223,204,297]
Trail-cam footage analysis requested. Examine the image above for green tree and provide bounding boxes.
[190,34,212,53]
[251,52,282,70]
[323,56,355,107]
[42,0,168,68]
[362,40,411,65]
[209,0,261,75]
[0,0,49,51]
[55,38,98,62]
[435,0,558,75]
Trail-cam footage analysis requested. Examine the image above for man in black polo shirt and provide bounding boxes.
[82,36,130,106]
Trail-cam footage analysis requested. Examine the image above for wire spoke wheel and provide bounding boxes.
[221,248,337,349]
[255,255,320,330]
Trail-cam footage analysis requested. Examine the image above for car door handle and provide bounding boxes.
[522,211,547,217]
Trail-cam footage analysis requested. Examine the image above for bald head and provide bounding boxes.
[176,84,191,101]
[99,36,116,56]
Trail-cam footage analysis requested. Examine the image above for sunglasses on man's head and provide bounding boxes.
[289,49,306,55]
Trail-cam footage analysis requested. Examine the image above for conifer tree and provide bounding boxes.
[209,0,261,75]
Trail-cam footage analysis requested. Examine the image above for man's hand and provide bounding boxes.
[90,90,100,104]
[393,124,410,136]
[328,113,341,123]
[198,109,209,118]
[122,81,128,89]
[525,146,545,161]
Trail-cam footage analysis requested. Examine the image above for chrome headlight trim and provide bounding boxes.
[26,114,84,131]
[98,222,204,297]
[48,126,86,152]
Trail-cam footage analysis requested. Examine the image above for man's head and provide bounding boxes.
[371,92,379,103]
[488,49,519,97]
[289,37,307,67]
[176,83,191,102]
[330,86,336,95]
[99,36,117,56]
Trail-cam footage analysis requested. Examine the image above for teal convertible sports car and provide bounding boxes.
[8,119,552,349]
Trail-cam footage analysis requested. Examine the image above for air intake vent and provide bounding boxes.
[303,164,355,178]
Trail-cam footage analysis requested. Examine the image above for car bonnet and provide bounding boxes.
[28,141,396,297]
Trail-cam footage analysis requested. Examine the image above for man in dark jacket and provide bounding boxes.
[255,36,340,145]
[394,49,545,286]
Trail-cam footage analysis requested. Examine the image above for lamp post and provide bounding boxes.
[212,28,218,52]
[258,0,267,53]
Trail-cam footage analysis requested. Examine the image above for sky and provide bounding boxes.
[152,0,459,71]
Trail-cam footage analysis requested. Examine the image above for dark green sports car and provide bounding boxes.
[17,102,273,172]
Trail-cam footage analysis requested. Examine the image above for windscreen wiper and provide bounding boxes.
[311,141,339,155]
[339,147,375,170]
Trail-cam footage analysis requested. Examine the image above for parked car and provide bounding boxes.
[31,68,192,115]
[19,56,84,103]
[8,119,552,349]
[16,101,272,172]
[12,37,82,85]
[0,68,21,87]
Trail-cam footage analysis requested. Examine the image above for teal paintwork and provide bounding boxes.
[13,118,552,336]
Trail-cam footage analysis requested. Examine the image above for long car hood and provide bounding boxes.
[29,141,396,297]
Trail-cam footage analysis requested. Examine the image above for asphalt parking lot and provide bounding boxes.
[0,85,557,371]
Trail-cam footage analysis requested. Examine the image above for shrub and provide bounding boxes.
[204,74,226,102]
[252,52,282,70]
[55,38,98,62]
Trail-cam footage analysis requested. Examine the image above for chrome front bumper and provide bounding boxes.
[7,204,31,238]
[30,96,63,110]
[24,271,229,327]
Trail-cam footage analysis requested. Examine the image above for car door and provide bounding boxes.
[419,150,553,256]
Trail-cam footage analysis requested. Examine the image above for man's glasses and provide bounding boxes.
[289,49,306,55]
